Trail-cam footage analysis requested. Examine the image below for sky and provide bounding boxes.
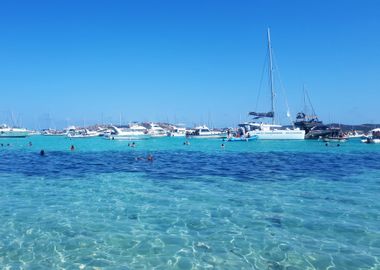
[0,0,379,129]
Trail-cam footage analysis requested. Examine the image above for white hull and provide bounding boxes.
[0,132,29,138]
[43,133,66,136]
[362,138,380,144]
[0,127,29,138]
[348,134,363,138]
[67,134,98,138]
[247,130,305,140]
[191,134,227,139]
[106,134,150,140]
[150,134,167,137]
[168,133,186,137]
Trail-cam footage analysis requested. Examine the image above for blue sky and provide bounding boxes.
[0,0,379,128]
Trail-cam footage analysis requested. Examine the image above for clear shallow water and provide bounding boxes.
[0,136,379,269]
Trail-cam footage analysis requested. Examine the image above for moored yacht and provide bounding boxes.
[104,124,149,140]
[347,130,364,139]
[0,124,29,138]
[167,126,187,137]
[42,129,66,136]
[67,128,99,138]
[362,128,380,144]
[190,125,227,139]
[294,87,343,140]
[239,122,304,140]
[240,29,305,140]
[147,123,167,137]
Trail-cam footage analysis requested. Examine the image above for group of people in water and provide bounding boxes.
[0,143,11,147]
[34,141,155,161]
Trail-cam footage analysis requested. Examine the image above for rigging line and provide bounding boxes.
[305,87,317,118]
[303,84,308,114]
[255,49,269,112]
[271,49,293,125]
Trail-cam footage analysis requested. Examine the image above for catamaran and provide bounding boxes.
[239,29,305,140]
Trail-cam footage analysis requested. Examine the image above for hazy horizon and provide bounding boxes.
[1,1,379,128]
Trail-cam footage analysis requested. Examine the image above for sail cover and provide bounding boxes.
[248,111,274,119]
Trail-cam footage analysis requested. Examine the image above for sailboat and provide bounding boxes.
[239,29,305,140]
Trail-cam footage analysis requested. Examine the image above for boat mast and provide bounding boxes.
[267,28,275,124]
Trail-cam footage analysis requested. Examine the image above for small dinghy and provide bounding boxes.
[224,135,258,142]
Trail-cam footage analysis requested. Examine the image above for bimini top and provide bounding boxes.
[249,111,274,119]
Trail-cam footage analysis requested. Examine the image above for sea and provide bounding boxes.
[0,136,379,269]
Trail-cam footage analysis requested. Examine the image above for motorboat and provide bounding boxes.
[42,129,66,136]
[147,123,167,137]
[362,128,380,144]
[0,124,29,138]
[321,128,348,142]
[67,129,99,138]
[294,93,345,140]
[225,135,258,142]
[347,130,364,139]
[104,124,149,140]
[190,125,227,139]
[167,126,187,137]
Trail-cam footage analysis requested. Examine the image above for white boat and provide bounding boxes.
[347,130,364,138]
[148,123,167,137]
[225,135,258,142]
[67,129,99,138]
[167,126,187,137]
[0,124,29,138]
[104,125,149,140]
[190,125,227,139]
[239,122,305,140]
[362,128,380,144]
[241,29,305,140]
[42,129,66,136]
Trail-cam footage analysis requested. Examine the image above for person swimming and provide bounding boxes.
[29,141,32,147]
[40,150,45,156]
[147,154,153,161]
[70,145,75,151]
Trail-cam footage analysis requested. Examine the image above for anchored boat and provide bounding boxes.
[362,128,380,144]
[0,124,29,138]
[104,124,149,140]
[240,29,305,140]
[190,125,227,139]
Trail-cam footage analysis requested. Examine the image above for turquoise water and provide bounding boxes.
[0,136,379,269]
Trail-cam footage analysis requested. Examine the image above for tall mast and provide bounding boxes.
[303,84,307,114]
[267,28,275,124]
